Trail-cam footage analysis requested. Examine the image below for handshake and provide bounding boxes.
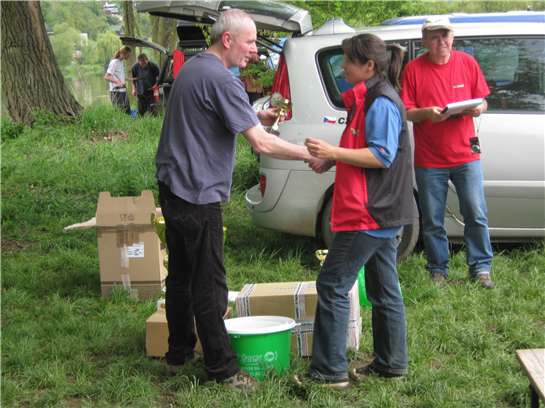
[304,138,336,174]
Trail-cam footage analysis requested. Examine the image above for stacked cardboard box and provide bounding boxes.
[96,191,166,299]
[235,281,361,357]
[65,190,167,299]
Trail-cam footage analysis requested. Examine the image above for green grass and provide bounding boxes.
[2,106,544,407]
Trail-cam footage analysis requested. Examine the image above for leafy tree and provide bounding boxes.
[50,23,81,68]
[97,31,122,68]
[288,0,544,29]
[42,1,109,40]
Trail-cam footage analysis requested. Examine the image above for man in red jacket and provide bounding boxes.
[400,16,494,288]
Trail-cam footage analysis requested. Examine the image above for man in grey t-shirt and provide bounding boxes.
[155,9,312,392]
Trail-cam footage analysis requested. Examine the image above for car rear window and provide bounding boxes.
[318,40,410,109]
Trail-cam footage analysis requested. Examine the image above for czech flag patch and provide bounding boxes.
[323,116,337,124]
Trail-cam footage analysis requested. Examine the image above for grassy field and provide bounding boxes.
[2,106,544,407]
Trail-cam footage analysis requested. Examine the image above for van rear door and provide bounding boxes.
[135,0,312,35]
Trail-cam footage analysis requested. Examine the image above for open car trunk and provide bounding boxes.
[135,0,312,35]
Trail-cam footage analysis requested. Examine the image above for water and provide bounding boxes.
[69,72,138,108]
[69,73,111,107]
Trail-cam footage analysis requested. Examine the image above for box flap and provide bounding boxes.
[96,190,156,227]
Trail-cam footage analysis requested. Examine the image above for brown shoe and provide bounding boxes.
[476,273,495,289]
[292,373,351,390]
[165,354,201,374]
[222,371,258,393]
[349,362,405,383]
[431,272,447,285]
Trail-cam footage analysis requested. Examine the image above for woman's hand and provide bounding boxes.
[305,138,337,160]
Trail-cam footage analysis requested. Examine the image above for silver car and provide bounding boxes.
[245,12,545,260]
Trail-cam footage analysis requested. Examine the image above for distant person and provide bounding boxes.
[104,46,131,114]
[155,9,313,393]
[131,53,160,116]
[400,16,494,288]
[172,47,185,79]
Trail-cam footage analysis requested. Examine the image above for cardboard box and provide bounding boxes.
[65,191,166,300]
[145,305,232,357]
[146,308,169,357]
[235,281,361,357]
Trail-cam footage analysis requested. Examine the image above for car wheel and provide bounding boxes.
[320,196,420,262]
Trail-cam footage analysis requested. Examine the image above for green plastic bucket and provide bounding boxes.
[224,316,297,380]
[358,266,372,308]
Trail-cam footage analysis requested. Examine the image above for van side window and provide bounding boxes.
[318,40,409,109]
[414,37,545,113]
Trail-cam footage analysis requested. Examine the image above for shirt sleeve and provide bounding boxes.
[365,96,402,168]
[400,63,417,110]
[106,59,116,76]
[214,78,260,135]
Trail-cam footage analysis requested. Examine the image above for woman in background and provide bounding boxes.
[104,46,132,114]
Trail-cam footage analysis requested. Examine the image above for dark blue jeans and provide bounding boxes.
[158,182,239,381]
[309,232,408,381]
[415,160,493,278]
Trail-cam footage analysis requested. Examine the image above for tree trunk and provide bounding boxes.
[1,1,81,125]
[122,0,137,67]
[152,16,176,67]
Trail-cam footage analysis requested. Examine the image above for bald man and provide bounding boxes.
[155,9,312,392]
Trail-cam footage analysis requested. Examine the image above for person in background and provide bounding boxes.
[104,46,131,114]
[131,53,160,116]
[155,9,313,393]
[294,33,418,389]
[400,16,494,288]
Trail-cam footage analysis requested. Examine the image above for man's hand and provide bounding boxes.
[464,100,487,117]
[307,157,334,174]
[429,107,448,123]
[305,138,337,160]
[131,89,136,96]
[257,107,280,127]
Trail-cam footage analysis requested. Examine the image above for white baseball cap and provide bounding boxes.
[422,16,453,32]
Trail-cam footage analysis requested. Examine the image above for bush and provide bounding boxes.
[1,118,26,141]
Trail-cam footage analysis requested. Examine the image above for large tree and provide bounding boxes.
[1,1,81,125]
[122,0,137,68]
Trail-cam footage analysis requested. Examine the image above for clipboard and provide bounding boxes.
[441,98,484,117]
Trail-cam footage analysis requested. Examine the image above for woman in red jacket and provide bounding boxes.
[296,33,418,389]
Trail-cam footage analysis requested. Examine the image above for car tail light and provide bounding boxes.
[259,175,267,197]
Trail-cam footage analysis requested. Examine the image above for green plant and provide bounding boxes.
[1,119,26,140]
[241,59,275,87]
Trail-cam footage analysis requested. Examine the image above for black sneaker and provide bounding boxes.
[349,362,405,382]
[292,373,351,390]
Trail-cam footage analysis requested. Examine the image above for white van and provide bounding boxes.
[245,12,545,260]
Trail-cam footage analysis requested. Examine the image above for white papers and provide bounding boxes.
[441,98,484,117]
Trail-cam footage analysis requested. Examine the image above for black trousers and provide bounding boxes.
[110,90,130,114]
[137,92,156,116]
[158,181,239,381]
